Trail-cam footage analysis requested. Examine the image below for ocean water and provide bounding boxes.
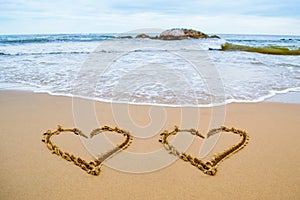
[0,33,299,107]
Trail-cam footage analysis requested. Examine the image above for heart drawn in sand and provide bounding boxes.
[159,126,249,176]
[42,125,133,176]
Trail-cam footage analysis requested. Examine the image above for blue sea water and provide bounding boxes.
[0,33,299,106]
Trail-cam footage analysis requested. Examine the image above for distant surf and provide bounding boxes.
[0,34,116,44]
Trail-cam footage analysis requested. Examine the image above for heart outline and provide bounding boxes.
[159,126,249,176]
[42,125,133,176]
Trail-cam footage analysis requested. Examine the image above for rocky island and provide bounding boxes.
[135,28,219,40]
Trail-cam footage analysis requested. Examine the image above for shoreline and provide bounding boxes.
[1,88,300,108]
[0,90,299,199]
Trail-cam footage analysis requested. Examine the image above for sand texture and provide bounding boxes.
[0,91,299,199]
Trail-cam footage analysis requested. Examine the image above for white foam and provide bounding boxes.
[1,35,300,107]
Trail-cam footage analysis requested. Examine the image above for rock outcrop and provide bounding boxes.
[209,35,220,39]
[135,28,220,40]
[159,29,187,40]
[159,29,220,40]
[120,36,133,39]
[136,34,151,39]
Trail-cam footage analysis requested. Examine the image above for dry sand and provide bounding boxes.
[0,91,299,199]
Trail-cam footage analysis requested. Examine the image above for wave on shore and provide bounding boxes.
[1,33,300,107]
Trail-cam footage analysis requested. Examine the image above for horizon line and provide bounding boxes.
[1,31,299,36]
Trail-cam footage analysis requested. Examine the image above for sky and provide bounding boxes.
[0,0,300,35]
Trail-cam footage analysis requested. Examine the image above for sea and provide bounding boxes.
[0,33,299,107]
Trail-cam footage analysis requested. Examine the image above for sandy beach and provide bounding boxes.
[0,90,299,199]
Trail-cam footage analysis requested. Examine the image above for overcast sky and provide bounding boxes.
[1,0,300,35]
